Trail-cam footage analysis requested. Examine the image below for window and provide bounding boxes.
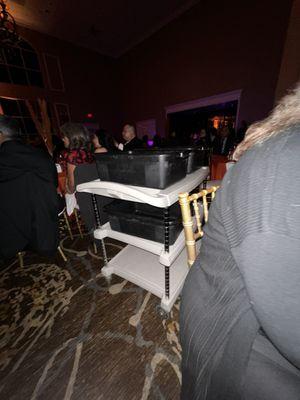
[43,53,65,91]
[0,97,38,136]
[54,103,70,126]
[0,97,57,140]
[0,39,44,87]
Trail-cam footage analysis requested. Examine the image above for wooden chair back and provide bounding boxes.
[179,186,219,267]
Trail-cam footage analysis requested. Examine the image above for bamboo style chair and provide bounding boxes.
[179,186,219,267]
[17,245,67,268]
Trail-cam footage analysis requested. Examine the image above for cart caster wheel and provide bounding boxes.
[156,305,169,319]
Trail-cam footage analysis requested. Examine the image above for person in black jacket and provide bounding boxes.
[212,126,235,155]
[0,116,59,260]
[180,85,300,399]
[116,124,142,151]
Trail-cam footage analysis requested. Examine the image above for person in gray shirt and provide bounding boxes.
[180,84,300,400]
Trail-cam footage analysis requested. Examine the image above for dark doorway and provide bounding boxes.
[168,100,238,145]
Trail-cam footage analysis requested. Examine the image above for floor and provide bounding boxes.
[0,231,182,400]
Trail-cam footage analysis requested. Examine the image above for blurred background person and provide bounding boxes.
[237,120,249,143]
[116,124,142,151]
[92,128,116,153]
[142,134,149,148]
[206,120,218,147]
[168,131,180,147]
[0,116,59,260]
[52,134,65,162]
[212,125,235,155]
[153,133,162,148]
[59,122,94,194]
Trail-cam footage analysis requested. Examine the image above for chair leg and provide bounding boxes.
[179,192,197,267]
[74,208,83,238]
[57,246,67,262]
[63,211,74,240]
[93,241,98,254]
[17,251,24,268]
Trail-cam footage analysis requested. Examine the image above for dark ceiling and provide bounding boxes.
[8,0,200,57]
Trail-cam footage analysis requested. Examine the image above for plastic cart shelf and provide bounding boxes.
[77,167,209,313]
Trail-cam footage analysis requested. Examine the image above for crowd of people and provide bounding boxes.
[140,120,248,156]
[188,120,248,156]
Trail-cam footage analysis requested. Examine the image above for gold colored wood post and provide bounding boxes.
[179,192,197,267]
[17,252,24,268]
[74,209,84,238]
[57,246,67,262]
[93,241,98,254]
[202,190,208,223]
[63,211,74,240]
[179,186,219,268]
[192,199,202,239]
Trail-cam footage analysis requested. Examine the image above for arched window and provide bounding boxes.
[0,39,44,87]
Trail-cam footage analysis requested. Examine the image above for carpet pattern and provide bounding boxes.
[0,233,181,400]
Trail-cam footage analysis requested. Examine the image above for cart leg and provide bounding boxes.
[165,265,170,299]
[100,237,108,265]
[156,304,169,319]
[164,208,170,253]
[91,194,109,269]
[101,264,113,285]
[164,208,170,300]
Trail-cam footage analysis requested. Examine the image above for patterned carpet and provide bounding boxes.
[0,231,182,400]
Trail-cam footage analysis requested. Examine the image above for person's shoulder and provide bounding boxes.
[1,139,26,150]
[95,147,108,154]
[2,140,46,157]
[66,149,80,164]
[257,125,300,157]
[283,124,300,147]
[67,148,94,164]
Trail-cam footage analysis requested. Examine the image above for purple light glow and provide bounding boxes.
[147,140,154,147]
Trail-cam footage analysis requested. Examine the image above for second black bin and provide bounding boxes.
[163,147,210,174]
[96,150,188,189]
[104,200,183,245]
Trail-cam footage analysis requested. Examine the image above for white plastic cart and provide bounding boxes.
[77,167,209,314]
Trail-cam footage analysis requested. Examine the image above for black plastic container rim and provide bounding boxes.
[160,147,195,154]
[96,150,189,159]
[148,147,209,154]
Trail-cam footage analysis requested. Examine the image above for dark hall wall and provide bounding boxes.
[117,0,293,135]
